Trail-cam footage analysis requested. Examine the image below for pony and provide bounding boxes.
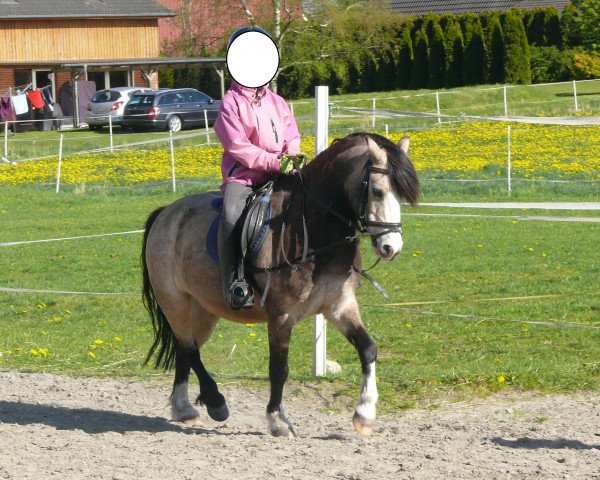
[141,132,419,436]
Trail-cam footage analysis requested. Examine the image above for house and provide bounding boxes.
[0,0,225,127]
[389,0,571,16]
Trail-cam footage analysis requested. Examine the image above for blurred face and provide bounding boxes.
[226,31,279,88]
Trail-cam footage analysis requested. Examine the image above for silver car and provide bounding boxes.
[86,87,153,130]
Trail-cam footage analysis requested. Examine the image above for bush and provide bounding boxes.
[410,30,429,89]
[428,23,447,88]
[444,20,464,88]
[529,46,574,82]
[572,52,600,79]
[503,12,532,84]
[397,26,414,89]
[463,19,486,85]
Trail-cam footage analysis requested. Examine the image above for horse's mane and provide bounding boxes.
[312,132,420,206]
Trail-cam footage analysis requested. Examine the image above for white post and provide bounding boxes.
[3,122,8,160]
[56,134,63,193]
[573,80,579,113]
[290,102,295,117]
[503,85,508,117]
[372,97,376,128]
[108,114,114,153]
[435,91,441,124]
[313,85,329,377]
[385,124,389,139]
[203,109,210,143]
[169,129,176,192]
[507,125,512,196]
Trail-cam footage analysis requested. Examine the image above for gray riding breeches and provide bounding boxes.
[217,182,253,299]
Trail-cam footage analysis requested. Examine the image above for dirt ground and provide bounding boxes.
[0,370,599,479]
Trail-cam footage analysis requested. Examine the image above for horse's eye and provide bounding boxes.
[372,187,384,199]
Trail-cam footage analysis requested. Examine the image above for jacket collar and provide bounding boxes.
[231,80,269,105]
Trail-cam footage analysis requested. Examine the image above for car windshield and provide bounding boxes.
[91,90,121,103]
[128,95,155,106]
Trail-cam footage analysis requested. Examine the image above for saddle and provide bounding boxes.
[207,180,274,270]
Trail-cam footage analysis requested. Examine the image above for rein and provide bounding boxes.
[250,149,400,304]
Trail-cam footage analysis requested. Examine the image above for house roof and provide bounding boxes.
[389,0,572,16]
[0,0,175,19]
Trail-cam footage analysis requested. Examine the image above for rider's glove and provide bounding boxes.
[279,153,308,174]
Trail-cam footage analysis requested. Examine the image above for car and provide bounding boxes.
[86,87,153,130]
[122,88,221,133]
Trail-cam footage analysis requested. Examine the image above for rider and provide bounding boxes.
[214,26,302,310]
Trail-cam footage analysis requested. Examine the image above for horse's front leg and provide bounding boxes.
[266,314,297,437]
[328,300,378,436]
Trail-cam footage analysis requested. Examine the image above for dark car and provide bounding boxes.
[122,88,220,132]
[86,87,153,130]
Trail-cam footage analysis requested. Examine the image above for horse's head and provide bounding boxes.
[343,133,419,261]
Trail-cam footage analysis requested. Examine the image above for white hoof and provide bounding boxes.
[267,408,297,438]
[353,411,374,436]
[172,403,201,424]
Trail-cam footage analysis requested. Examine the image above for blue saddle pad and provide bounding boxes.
[206,197,224,263]
[206,194,271,264]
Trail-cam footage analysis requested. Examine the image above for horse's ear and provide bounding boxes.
[398,136,410,154]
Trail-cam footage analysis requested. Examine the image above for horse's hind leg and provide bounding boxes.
[171,349,202,424]
[169,301,228,423]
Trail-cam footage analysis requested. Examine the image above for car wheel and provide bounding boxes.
[167,115,182,133]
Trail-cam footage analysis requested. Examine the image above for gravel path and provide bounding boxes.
[1,370,599,479]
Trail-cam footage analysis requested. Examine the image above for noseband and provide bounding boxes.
[356,158,403,242]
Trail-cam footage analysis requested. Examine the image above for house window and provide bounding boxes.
[87,71,131,90]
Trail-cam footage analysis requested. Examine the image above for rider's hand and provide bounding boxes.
[279,154,308,174]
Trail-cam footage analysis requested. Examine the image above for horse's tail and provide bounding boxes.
[141,206,178,371]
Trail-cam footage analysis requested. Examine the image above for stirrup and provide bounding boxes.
[227,278,254,310]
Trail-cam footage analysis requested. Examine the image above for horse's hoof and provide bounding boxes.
[181,416,204,426]
[352,412,374,436]
[267,411,297,438]
[207,403,230,422]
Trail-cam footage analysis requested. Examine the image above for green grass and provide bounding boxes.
[1,185,598,411]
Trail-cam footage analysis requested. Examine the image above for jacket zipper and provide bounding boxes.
[269,116,279,144]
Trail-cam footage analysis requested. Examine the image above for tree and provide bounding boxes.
[397,25,414,89]
[503,12,532,84]
[428,23,446,88]
[488,15,505,83]
[463,18,486,85]
[444,20,464,88]
[570,0,600,53]
[543,7,562,47]
[560,3,583,48]
[409,30,429,89]
[525,8,546,46]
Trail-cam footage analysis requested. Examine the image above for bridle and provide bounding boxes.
[356,158,403,242]
[249,149,403,304]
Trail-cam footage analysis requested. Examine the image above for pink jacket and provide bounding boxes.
[214,81,301,190]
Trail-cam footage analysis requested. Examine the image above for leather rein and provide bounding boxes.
[250,151,401,304]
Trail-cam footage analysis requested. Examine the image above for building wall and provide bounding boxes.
[0,19,160,62]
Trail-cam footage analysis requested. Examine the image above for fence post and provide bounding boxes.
[503,85,508,117]
[56,134,64,193]
[573,80,579,113]
[169,129,176,192]
[314,85,329,377]
[290,102,294,117]
[203,109,210,143]
[372,97,376,128]
[108,115,114,153]
[385,124,389,139]
[507,125,512,196]
[3,122,7,161]
[435,91,441,124]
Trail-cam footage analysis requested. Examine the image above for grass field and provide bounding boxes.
[0,184,598,411]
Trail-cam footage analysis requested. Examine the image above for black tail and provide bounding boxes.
[141,206,179,370]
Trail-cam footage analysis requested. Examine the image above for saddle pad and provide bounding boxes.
[205,194,271,263]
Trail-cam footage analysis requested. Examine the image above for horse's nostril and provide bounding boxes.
[382,244,392,256]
